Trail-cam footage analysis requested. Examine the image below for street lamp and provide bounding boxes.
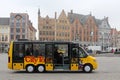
[102,32,104,51]
[90,31,93,46]
[107,33,110,51]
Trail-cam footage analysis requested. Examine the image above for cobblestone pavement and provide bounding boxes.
[1,53,120,80]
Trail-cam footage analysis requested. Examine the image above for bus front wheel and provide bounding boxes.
[83,64,93,73]
[26,65,35,73]
[37,65,45,72]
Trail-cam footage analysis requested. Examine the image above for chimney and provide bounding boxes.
[38,8,40,16]
[71,10,73,14]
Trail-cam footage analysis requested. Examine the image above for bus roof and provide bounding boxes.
[12,40,78,44]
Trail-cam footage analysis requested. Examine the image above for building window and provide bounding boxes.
[2,35,4,41]
[22,22,25,27]
[46,21,49,24]
[16,28,20,33]
[11,16,14,22]
[10,23,14,27]
[68,34,69,37]
[43,26,45,29]
[22,35,25,39]
[53,32,54,35]
[46,31,48,35]
[11,35,14,40]
[43,31,45,35]
[22,28,25,33]
[39,31,42,35]
[16,35,20,39]
[49,26,52,29]
[5,35,8,41]
[11,28,14,33]
[22,16,25,22]
[16,22,20,27]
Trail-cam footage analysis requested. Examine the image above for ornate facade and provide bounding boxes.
[38,9,71,41]
[96,17,111,51]
[38,9,112,49]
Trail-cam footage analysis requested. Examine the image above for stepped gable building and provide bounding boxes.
[38,9,71,41]
[38,9,55,41]
[38,9,112,49]
[56,10,71,41]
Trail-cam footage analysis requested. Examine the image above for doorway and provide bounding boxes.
[54,44,69,70]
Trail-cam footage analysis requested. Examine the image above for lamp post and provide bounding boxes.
[0,43,1,53]
[54,12,57,41]
[107,33,110,51]
[90,31,93,46]
[102,32,104,51]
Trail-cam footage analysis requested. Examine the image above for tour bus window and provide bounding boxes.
[72,48,79,58]
[33,44,39,57]
[33,44,45,57]
[46,44,53,56]
[54,44,68,57]
[39,44,45,56]
[79,47,88,58]
[46,44,53,63]
[25,44,32,56]
[13,44,24,58]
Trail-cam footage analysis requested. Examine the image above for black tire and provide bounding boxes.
[83,64,93,73]
[26,65,35,73]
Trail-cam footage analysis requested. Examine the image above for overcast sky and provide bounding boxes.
[0,0,120,31]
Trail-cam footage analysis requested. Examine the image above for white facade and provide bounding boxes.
[97,17,111,51]
[0,25,10,53]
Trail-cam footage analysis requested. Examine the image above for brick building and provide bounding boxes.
[38,9,71,41]
[68,11,98,46]
[38,9,112,48]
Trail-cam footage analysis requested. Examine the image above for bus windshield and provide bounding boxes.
[79,47,89,58]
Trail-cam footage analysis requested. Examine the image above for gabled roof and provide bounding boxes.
[0,18,9,25]
[58,10,67,19]
[68,12,111,29]
[95,17,111,28]
[95,19,103,27]
[68,12,89,25]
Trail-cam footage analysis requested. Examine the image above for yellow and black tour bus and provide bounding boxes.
[8,39,98,73]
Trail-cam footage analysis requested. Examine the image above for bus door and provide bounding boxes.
[70,44,79,71]
[12,43,24,70]
[45,44,54,71]
[54,44,69,70]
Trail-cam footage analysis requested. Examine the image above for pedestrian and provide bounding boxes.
[111,49,114,53]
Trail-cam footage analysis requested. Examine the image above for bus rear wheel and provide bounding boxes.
[26,65,35,73]
[37,65,45,72]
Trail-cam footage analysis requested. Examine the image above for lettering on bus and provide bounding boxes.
[25,56,44,64]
